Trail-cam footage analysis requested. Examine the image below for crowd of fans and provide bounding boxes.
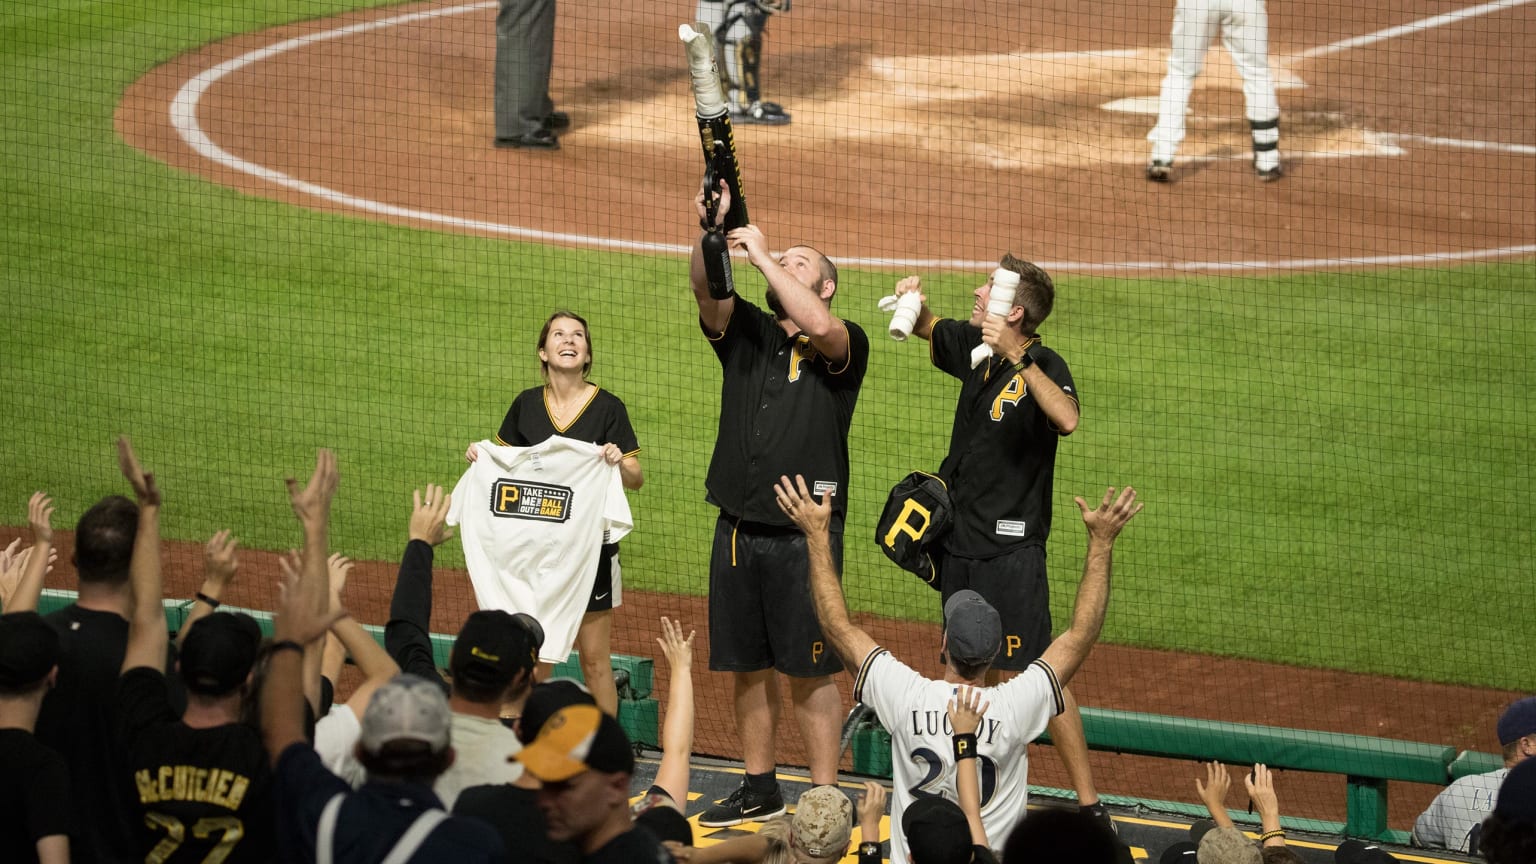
[1,439,1531,863]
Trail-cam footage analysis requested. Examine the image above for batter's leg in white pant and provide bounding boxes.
[1221,3,1281,168]
[1148,2,1220,164]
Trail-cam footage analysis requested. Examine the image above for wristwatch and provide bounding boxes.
[1014,348,1035,370]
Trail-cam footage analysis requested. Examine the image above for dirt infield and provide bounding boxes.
[115,0,1535,271]
[7,526,1521,831]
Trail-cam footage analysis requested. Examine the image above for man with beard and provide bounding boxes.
[688,179,869,825]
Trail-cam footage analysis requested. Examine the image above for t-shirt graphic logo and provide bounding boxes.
[788,335,819,383]
[491,479,573,523]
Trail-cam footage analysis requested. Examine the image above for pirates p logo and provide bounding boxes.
[492,479,573,523]
[882,499,932,550]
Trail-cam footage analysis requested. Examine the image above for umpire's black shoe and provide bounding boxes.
[545,110,570,130]
[698,782,786,827]
[494,129,559,150]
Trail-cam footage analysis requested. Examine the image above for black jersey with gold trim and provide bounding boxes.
[930,318,1077,558]
[497,385,641,458]
[701,296,868,526]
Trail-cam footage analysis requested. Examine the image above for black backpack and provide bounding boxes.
[874,471,953,590]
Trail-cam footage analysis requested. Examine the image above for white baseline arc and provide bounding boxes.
[169,2,1535,273]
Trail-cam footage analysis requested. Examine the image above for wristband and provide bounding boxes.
[1013,350,1035,373]
[953,732,979,761]
[268,640,304,657]
[194,592,221,609]
[859,843,881,859]
[1258,830,1285,842]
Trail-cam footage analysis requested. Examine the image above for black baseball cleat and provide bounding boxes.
[494,129,559,150]
[698,781,787,827]
[1146,160,1172,182]
[545,110,570,131]
[731,100,791,126]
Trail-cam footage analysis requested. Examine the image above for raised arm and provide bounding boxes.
[774,474,878,668]
[119,437,167,675]
[261,449,345,766]
[385,485,453,686]
[332,612,401,714]
[179,529,238,647]
[1037,486,1141,687]
[1,492,56,613]
[1195,762,1237,829]
[652,616,696,806]
[948,684,991,847]
[727,225,849,363]
[1246,764,1287,848]
[691,178,736,335]
[978,320,1078,433]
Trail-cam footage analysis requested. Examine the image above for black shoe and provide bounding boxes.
[1256,162,1283,182]
[698,781,786,827]
[545,111,570,131]
[494,129,559,150]
[1146,160,1172,182]
[730,100,791,126]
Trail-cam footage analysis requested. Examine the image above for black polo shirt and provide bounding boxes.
[701,296,869,527]
[930,318,1077,558]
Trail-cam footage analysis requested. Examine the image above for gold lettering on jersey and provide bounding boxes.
[491,479,572,523]
[882,499,932,549]
[989,374,1027,421]
[787,335,818,383]
[136,766,251,810]
[812,640,824,664]
[1004,635,1022,657]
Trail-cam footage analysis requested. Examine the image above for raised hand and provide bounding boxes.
[203,529,239,589]
[1075,486,1143,542]
[273,558,347,646]
[27,492,54,545]
[774,474,831,536]
[1245,763,1280,820]
[117,436,160,506]
[656,616,695,672]
[857,781,888,843]
[948,683,990,737]
[286,449,339,529]
[408,484,454,546]
[327,552,354,605]
[1196,761,1232,812]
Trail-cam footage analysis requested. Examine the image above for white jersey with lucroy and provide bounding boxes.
[449,437,633,663]
[854,648,1064,860]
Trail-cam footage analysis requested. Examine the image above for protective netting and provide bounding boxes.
[2,0,1533,836]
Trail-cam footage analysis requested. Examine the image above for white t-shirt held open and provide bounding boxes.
[449,437,633,664]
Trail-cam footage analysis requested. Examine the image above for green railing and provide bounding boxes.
[847,699,1497,843]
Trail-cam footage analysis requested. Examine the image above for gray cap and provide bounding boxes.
[944,589,1002,665]
[360,674,453,754]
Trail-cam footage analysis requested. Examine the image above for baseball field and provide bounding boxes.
[3,0,1534,833]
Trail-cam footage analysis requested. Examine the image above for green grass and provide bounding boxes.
[2,0,1533,694]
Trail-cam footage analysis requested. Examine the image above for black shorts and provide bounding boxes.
[708,514,844,678]
[936,544,1050,671]
[585,543,620,613]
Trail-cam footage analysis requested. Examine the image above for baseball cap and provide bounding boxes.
[178,612,262,696]
[518,678,598,743]
[792,786,853,861]
[1333,839,1400,864]
[1494,757,1536,825]
[1197,826,1260,864]
[633,799,694,846]
[514,704,634,782]
[943,590,1002,666]
[450,610,540,693]
[1497,696,1536,746]
[360,674,453,754]
[902,796,972,864]
[0,611,59,690]
[1160,841,1199,864]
